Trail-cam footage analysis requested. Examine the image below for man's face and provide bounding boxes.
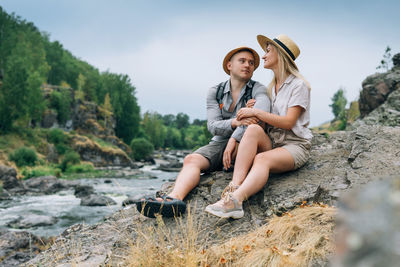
[227,51,255,81]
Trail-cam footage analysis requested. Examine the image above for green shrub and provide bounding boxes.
[60,151,81,171]
[9,147,38,167]
[65,163,94,173]
[130,138,154,161]
[55,143,68,155]
[48,128,66,144]
[22,166,62,179]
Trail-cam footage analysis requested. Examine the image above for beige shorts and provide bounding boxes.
[268,128,311,170]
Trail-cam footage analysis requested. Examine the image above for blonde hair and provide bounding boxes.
[266,43,311,99]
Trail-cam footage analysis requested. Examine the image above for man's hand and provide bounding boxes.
[223,137,238,171]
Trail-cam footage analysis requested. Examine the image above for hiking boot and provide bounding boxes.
[205,194,244,219]
[220,182,240,199]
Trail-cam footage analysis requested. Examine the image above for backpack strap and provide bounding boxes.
[243,80,256,103]
[216,81,228,110]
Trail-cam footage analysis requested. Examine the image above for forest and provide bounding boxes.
[0,7,211,153]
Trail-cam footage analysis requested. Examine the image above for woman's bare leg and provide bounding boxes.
[232,147,294,203]
[231,124,272,186]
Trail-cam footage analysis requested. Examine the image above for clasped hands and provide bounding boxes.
[223,99,259,170]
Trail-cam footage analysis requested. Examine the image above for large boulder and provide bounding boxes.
[80,194,117,206]
[334,177,400,267]
[359,53,400,117]
[0,165,24,192]
[0,229,47,267]
[7,214,58,229]
[23,176,75,195]
[27,123,400,266]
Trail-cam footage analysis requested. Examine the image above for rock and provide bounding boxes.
[45,143,59,163]
[80,194,117,206]
[354,88,400,127]
[392,52,400,68]
[0,229,46,267]
[333,177,400,267]
[74,184,95,198]
[7,214,58,229]
[0,165,23,191]
[359,65,400,117]
[23,176,72,194]
[40,109,58,128]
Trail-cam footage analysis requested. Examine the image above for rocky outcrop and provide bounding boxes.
[27,123,400,266]
[71,135,135,168]
[359,53,400,117]
[355,86,400,127]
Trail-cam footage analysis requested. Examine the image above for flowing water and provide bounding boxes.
[0,165,178,237]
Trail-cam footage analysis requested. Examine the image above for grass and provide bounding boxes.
[121,203,336,267]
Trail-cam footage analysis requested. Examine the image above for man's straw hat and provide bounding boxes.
[257,34,300,69]
[222,46,260,75]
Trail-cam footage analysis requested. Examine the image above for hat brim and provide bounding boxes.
[223,47,260,75]
[257,35,298,70]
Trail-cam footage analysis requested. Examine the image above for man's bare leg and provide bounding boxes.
[165,153,210,200]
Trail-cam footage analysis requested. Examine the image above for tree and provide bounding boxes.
[376,46,392,71]
[141,112,166,149]
[330,88,347,120]
[175,112,190,129]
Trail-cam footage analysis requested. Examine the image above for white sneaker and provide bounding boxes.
[205,194,244,219]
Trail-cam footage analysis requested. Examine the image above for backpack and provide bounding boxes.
[216,80,256,110]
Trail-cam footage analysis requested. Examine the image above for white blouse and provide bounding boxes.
[271,74,313,140]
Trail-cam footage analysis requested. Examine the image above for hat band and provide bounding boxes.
[273,38,295,61]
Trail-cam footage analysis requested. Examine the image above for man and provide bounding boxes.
[137,46,270,218]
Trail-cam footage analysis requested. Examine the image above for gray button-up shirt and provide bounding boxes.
[207,80,270,142]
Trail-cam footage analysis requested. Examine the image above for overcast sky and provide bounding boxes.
[1,0,399,126]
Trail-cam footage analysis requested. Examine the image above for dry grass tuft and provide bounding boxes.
[124,204,336,267]
[125,205,204,267]
[203,204,336,267]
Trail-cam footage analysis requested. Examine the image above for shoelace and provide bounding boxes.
[221,182,239,202]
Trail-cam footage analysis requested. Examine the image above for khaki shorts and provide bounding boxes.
[268,128,311,170]
[193,139,229,172]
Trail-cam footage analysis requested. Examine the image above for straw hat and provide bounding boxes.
[257,34,300,69]
[222,46,260,75]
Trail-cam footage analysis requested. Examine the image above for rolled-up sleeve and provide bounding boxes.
[206,86,234,137]
[231,83,270,141]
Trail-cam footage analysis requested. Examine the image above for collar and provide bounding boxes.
[223,79,253,94]
[283,74,295,85]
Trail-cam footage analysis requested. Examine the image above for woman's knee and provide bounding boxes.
[244,124,264,138]
[253,152,272,167]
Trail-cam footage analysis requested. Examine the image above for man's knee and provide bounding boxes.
[183,153,208,167]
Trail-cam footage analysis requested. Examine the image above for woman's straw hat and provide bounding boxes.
[223,46,260,75]
[257,34,300,69]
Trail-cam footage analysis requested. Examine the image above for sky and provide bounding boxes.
[1,0,400,126]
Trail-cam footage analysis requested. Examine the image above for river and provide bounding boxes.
[0,164,178,237]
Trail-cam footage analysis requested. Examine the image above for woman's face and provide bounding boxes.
[262,43,278,69]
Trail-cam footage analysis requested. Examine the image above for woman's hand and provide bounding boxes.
[240,117,259,126]
[236,107,256,120]
[223,137,238,171]
[246,99,256,108]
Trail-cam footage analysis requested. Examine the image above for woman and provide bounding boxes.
[205,34,312,219]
